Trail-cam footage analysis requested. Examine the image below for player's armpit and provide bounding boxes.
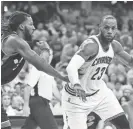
[10,37,69,82]
[77,40,98,61]
[112,40,133,68]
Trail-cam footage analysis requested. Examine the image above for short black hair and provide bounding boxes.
[100,15,117,26]
[102,15,116,21]
[8,11,31,31]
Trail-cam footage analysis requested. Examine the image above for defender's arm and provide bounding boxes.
[112,40,133,68]
[8,36,68,82]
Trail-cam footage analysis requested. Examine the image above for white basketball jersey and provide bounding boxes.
[77,35,114,93]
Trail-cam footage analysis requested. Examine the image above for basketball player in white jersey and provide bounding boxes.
[62,15,133,129]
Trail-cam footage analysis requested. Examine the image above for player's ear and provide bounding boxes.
[99,23,102,31]
[19,24,24,31]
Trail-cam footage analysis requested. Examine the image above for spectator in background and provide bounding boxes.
[113,82,123,99]
[76,27,88,46]
[128,19,133,32]
[14,82,25,98]
[50,38,63,67]
[107,73,117,91]
[119,96,130,119]
[2,93,16,116]
[61,27,76,46]
[3,4,16,21]
[2,94,11,111]
[14,83,21,95]
[2,85,11,94]
[119,96,130,106]
[32,22,49,41]
[61,34,78,62]
[52,20,63,36]
[89,25,99,36]
[122,86,133,98]
[127,69,133,88]
[11,95,24,116]
[117,73,127,85]
[55,1,78,25]
[113,3,124,31]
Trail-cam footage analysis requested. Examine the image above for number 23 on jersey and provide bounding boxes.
[91,67,106,80]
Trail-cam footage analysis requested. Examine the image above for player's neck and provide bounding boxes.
[17,30,26,40]
[98,33,111,50]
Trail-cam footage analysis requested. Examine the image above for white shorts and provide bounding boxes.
[62,85,124,129]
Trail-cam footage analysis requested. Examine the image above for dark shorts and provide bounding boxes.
[87,112,101,129]
[1,104,11,129]
[22,96,58,129]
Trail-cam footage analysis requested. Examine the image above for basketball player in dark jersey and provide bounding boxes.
[1,11,68,129]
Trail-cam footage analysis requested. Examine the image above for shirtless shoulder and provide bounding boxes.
[112,40,123,55]
[3,34,30,55]
[77,38,99,60]
[2,35,19,55]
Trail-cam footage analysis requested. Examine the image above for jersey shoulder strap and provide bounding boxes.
[76,35,99,61]
[80,35,98,49]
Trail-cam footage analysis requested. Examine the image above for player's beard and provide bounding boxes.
[101,32,115,44]
[24,26,32,41]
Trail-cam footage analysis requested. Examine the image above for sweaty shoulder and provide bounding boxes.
[5,35,20,47]
[4,35,30,55]
[77,37,98,60]
[112,40,123,55]
[2,35,19,55]
[9,35,29,49]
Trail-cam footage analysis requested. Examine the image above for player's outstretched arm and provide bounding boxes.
[9,37,69,82]
[112,40,133,68]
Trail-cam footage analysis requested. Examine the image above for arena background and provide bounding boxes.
[1,1,133,129]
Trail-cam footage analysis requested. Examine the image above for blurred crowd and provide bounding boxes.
[1,1,133,123]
